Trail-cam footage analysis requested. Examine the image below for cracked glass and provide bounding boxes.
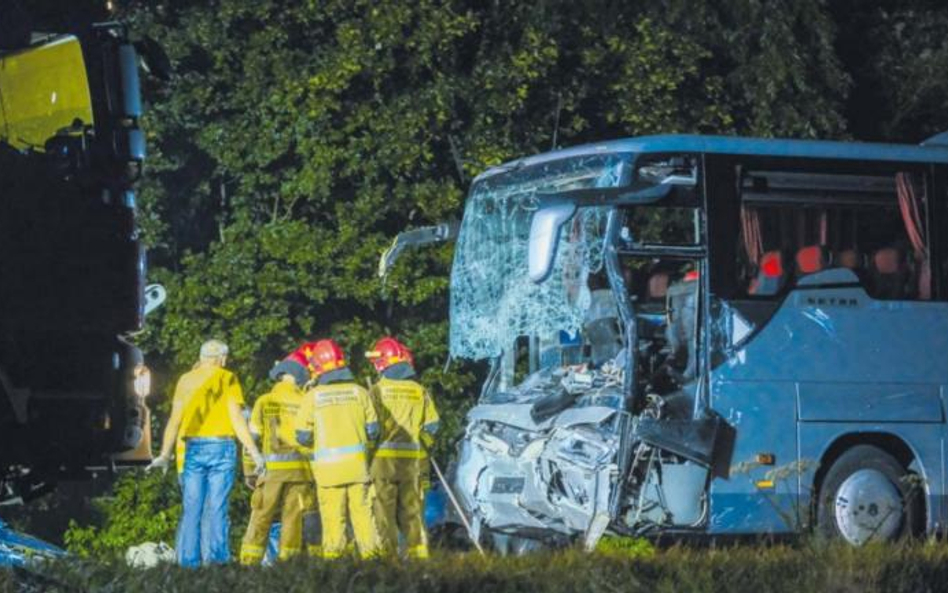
[449,154,630,361]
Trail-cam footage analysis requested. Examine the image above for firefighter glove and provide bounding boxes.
[251,450,266,477]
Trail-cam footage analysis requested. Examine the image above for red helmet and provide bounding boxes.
[365,336,414,372]
[288,341,320,376]
[306,339,347,377]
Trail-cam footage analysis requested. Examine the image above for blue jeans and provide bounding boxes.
[262,522,281,566]
[176,438,237,567]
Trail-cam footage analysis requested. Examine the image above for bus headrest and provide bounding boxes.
[647,272,670,299]
[749,250,786,296]
[760,251,784,278]
[796,245,828,275]
[872,248,903,275]
[836,248,862,270]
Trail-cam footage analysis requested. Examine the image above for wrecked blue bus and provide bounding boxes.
[401,132,948,550]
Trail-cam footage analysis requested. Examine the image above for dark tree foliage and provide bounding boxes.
[832,0,948,141]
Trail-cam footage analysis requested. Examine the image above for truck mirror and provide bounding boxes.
[143,284,166,315]
[528,203,576,283]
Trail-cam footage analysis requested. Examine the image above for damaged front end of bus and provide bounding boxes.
[444,149,736,551]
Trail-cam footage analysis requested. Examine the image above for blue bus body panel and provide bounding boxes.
[798,384,943,423]
[476,134,948,183]
[708,284,948,534]
[0,519,63,567]
[718,286,948,384]
[708,380,800,533]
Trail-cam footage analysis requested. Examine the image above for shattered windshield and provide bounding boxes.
[449,153,631,362]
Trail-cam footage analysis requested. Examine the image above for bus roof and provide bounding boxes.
[475,133,948,183]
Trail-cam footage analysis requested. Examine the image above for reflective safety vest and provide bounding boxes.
[294,382,378,487]
[244,380,311,482]
[371,377,439,461]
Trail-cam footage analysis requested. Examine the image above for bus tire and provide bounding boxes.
[817,444,921,544]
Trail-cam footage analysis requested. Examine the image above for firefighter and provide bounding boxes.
[294,339,380,559]
[147,339,264,567]
[366,337,439,559]
[238,349,317,565]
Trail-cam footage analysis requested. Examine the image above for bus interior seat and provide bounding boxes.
[869,247,909,300]
[795,245,829,276]
[636,271,671,342]
[665,272,698,381]
[835,248,864,271]
[647,271,670,302]
[584,288,623,367]
[748,250,786,296]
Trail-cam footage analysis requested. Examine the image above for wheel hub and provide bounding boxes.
[834,469,903,544]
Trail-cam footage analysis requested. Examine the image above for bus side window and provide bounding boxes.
[736,170,934,302]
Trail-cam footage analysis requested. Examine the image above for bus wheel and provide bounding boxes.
[817,444,921,545]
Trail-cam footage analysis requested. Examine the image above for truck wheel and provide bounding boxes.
[817,445,921,544]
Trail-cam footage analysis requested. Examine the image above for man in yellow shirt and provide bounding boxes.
[366,337,439,559]
[294,339,380,559]
[147,339,264,567]
[238,349,316,564]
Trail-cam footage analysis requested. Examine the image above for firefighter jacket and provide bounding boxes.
[242,380,311,483]
[370,377,439,480]
[172,365,245,474]
[294,380,379,487]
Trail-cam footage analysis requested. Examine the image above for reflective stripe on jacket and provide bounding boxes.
[370,377,439,460]
[243,380,311,482]
[294,381,378,487]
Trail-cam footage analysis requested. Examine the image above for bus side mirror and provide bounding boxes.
[528,203,576,283]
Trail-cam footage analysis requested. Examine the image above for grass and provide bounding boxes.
[5,539,948,593]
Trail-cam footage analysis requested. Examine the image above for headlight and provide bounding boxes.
[133,364,151,398]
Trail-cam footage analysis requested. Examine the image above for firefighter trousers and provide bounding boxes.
[374,474,428,558]
[317,483,379,559]
[240,479,315,564]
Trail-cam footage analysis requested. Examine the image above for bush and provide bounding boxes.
[63,468,255,561]
[594,535,656,559]
[63,470,181,560]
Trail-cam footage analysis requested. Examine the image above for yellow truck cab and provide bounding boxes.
[0,35,94,151]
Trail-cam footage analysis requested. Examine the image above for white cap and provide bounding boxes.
[199,339,229,359]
